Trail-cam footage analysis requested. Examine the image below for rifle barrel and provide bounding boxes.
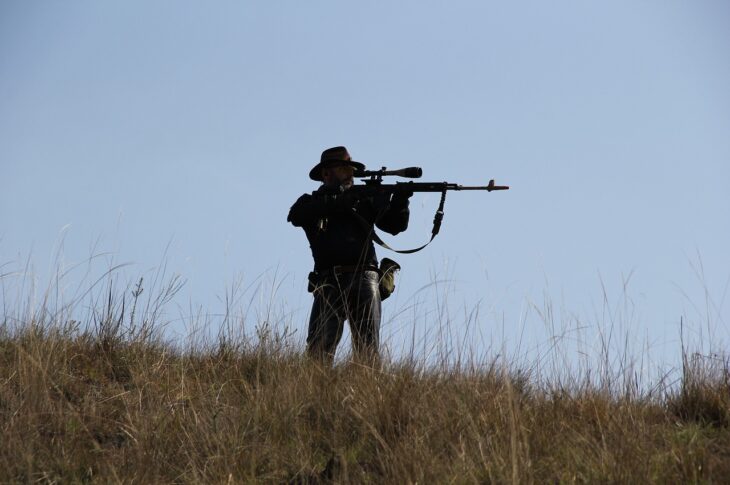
[457,179,510,191]
[455,185,510,191]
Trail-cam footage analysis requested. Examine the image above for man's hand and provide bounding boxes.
[396,186,415,199]
[390,186,414,209]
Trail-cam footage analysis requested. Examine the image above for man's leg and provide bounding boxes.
[347,270,382,364]
[306,281,345,365]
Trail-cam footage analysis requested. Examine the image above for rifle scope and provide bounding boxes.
[355,167,423,179]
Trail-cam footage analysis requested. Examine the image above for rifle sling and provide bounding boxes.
[352,189,447,255]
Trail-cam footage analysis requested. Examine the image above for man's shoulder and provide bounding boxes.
[293,192,313,203]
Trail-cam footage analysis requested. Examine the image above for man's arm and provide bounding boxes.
[287,194,324,228]
[287,191,357,227]
[374,192,411,235]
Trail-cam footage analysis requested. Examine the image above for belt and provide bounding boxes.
[317,265,380,276]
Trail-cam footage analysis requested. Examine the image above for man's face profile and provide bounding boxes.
[322,164,355,189]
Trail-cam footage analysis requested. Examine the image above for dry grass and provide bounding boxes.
[1,327,729,482]
[1,271,729,483]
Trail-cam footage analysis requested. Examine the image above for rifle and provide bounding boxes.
[344,166,510,254]
[356,166,509,193]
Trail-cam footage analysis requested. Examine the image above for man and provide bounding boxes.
[287,146,412,365]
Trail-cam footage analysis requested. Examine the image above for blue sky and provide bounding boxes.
[2,1,729,372]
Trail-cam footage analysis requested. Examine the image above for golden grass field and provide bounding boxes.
[1,273,729,483]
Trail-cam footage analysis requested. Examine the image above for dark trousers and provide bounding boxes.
[307,270,381,365]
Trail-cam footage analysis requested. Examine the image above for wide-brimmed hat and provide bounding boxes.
[309,146,366,181]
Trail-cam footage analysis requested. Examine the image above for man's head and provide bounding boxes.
[309,146,365,186]
[321,163,355,189]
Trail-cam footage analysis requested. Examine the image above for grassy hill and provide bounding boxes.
[1,282,729,483]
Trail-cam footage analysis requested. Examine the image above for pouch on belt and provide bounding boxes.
[378,258,401,300]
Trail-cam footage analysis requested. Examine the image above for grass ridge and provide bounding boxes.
[1,314,729,483]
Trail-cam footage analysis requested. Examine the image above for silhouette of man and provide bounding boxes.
[287,146,411,365]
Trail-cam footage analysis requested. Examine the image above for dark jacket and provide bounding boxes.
[287,185,410,271]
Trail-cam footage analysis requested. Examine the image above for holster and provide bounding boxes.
[378,258,401,300]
